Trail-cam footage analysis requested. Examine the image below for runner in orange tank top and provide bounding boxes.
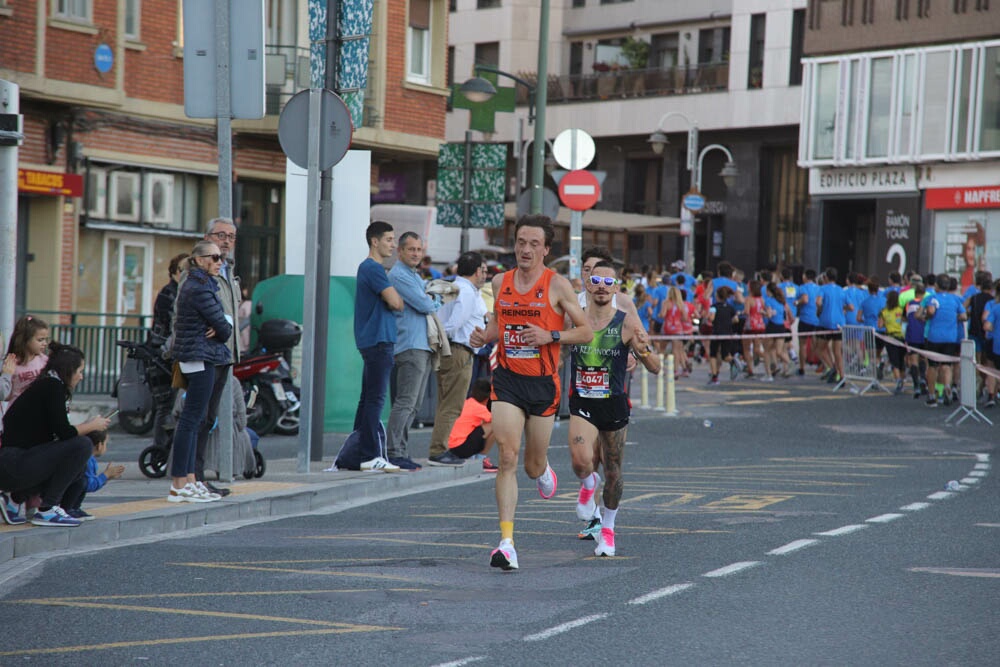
[470,215,593,571]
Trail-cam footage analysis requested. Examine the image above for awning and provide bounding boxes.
[504,202,679,232]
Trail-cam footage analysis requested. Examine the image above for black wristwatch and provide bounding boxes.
[550,330,561,343]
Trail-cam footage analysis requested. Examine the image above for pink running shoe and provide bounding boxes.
[576,472,600,520]
[537,465,558,499]
[595,527,616,557]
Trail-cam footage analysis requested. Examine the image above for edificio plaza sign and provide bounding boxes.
[809,166,917,196]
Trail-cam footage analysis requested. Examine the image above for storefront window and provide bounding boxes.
[812,62,838,159]
[932,210,998,292]
[921,51,951,155]
[866,57,892,158]
[979,46,1000,153]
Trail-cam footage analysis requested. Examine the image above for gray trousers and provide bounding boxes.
[387,348,432,458]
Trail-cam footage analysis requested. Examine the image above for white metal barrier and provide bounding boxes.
[834,325,891,395]
[946,339,993,425]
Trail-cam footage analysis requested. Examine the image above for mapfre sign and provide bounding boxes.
[925,186,1000,210]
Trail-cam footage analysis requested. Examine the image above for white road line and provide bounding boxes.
[974,463,990,470]
[961,477,980,484]
[928,491,954,500]
[628,583,695,605]
[900,502,930,511]
[767,539,819,556]
[975,453,990,462]
[703,561,761,578]
[432,657,487,667]
[523,614,608,642]
[867,513,904,523]
[969,470,987,477]
[814,524,869,537]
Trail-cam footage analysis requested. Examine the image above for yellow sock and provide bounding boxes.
[500,521,514,542]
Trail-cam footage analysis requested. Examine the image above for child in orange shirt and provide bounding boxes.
[447,379,497,472]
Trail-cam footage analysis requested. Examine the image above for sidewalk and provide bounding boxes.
[0,451,487,568]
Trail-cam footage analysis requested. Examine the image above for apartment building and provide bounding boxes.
[1,0,447,321]
[447,0,809,275]
[798,0,1000,281]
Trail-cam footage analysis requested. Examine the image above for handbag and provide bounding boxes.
[171,361,188,389]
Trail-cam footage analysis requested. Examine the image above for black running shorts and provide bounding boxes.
[569,394,630,432]
[491,366,560,417]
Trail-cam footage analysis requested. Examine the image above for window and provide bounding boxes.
[477,0,501,7]
[748,13,766,89]
[54,0,90,21]
[812,62,839,159]
[954,49,974,153]
[895,0,909,19]
[865,57,892,157]
[921,51,952,155]
[569,42,584,76]
[650,32,679,69]
[697,27,730,64]
[125,0,140,40]
[572,0,586,6]
[896,53,917,155]
[600,0,633,4]
[979,45,1000,151]
[407,0,431,83]
[475,41,499,68]
[789,9,805,85]
[844,60,859,159]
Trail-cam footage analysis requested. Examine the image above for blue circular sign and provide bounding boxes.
[683,193,705,212]
[94,44,114,73]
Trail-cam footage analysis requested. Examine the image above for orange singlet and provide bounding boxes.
[495,268,565,377]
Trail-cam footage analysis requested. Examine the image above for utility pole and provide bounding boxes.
[0,80,21,347]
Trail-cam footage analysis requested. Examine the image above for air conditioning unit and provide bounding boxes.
[143,173,175,224]
[108,171,140,222]
[86,167,107,217]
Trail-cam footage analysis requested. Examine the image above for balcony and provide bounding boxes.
[513,62,729,105]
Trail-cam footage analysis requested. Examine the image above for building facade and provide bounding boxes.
[798,0,1000,281]
[1,0,448,322]
[447,0,809,276]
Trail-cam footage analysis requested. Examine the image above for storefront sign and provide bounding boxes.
[371,172,407,203]
[925,186,1000,210]
[874,197,921,277]
[809,166,917,195]
[17,169,83,197]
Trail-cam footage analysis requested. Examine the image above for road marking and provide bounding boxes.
[909,567,1000,579]
[814,524,868,536]
[171,561,418,582]
[703,561,761,578]
[767,539,819,555]
[927,491,954,500]
[960,477,979,484]
[523,614,608,642]
[899,502,930,511]
[701,495,795,510]
[973,463,990,470]
[975,523,1000,528]
[968,470,987,477]
[433,657,487,667]
[975,453,990,462]
[866,513,904,523]
[628,583,695,605]
[20,588,426,602]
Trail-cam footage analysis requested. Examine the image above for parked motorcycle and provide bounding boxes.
[235,319,302,437]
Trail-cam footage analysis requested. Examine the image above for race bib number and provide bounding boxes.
[504,324,539,358]
[576,366,610,398]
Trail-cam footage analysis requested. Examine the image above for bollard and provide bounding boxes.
[655,354,666,410]
[640,364,649,408]
[665,353,677,415]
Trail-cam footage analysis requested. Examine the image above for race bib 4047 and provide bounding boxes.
[576,366,610,398]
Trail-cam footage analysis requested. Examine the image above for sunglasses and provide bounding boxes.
[589,276,619,286]
[200,254,224,263]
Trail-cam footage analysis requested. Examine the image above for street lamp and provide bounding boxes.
[689,143,738,271]
[459,66,538,123]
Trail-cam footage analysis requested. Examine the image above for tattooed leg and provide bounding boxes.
[568,415,599,479]
[599,426,627,510]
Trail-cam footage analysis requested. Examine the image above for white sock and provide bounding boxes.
[602,508,617,531]
[582,471,597,490]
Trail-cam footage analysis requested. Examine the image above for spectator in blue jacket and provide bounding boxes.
[60,430,124,521]
[168,241,233,503]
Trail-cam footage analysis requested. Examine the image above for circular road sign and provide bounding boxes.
[558,170,601,211]
[683,192,706,212]
[278,89,354,171]
[552,128,596,171]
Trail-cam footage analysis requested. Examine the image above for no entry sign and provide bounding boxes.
[558,169,601,211]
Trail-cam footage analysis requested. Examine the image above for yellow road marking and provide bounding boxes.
[909,567,1000,578]
[728,395,852,405]
[295,535,489,549]
[18,588,427,602]
[701,494,794,510]
[170,562,419,582]
[628,492,706,506]
[0,627,401,657]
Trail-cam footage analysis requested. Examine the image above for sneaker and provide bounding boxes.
[895,379,904,395]
[796,368,805,376]
[427,451,466,466]
[193,481,222,501]
[490,539,518,571]
[0,492,27,525]
[986,397,996,408]
[204,481,231,498]
[30,506,81,527]
[65,508,95,521]
[595,527,616,557]
[925,397,938,408]
[711,376,720,386]
[760,375,774,382]
[359,456,401,472]
[537,464,558,499]
[388,456,422,471]
[729,363,739,380]
[578,517,602,540]
[482,457,498,472]
[576,473,600,521]
[168,483,214,503]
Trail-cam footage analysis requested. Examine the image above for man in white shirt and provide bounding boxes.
[428,252,489,466]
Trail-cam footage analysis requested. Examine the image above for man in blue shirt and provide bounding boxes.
[922,274,967,407]
[386,232,441,471]
[353,221,404,471]
[795,269,821,375]
[816,267,849,381]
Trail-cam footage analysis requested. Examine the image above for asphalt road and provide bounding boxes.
[1,381,996,666]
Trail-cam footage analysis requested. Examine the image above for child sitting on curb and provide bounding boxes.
[447,379,497,472]
[60,430,125,521]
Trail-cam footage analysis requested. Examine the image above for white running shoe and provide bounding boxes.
[360,456,401,472]
[168,483,213,503]
[537,464,558,499]
[193,481,221,501]
[576,473,601,521]
[595,527,616,557]
[490,539,519,571]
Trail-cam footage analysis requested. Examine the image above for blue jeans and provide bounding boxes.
[354,343,394,462]
[171,365,216,478]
